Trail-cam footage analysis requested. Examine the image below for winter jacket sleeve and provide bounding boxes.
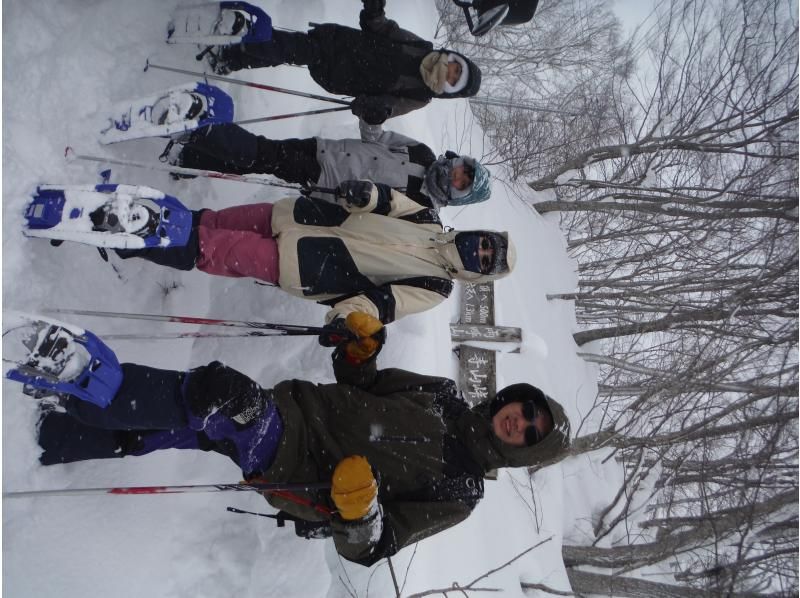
[331,350,456,394]
[363,367,456,396]
[324,276,453,325]
[336,183,438,221]
[331,344,379,387]
[351,94,430,125]
[332,499,473,566]
[357,118,430,151]
[358,5,428,44]
[265,480,474,567]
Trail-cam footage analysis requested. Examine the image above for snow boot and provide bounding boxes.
[114,209,203,271]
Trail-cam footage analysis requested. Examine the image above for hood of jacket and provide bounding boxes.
[419,50,482,98]
[460,394,571,471]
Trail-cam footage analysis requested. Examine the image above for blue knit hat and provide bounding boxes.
[449,157,491,206]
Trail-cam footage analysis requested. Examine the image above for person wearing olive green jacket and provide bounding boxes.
[29,313,571,567]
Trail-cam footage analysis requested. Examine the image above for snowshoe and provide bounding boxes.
[4,315,122,408]
[99,82,234,145]
[167,2,272,45]
[23,184,193,250]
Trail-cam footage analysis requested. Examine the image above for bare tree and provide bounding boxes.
[443,0,800,595]
[435,0,632,181]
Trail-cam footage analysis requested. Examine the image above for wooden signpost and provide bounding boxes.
[453,282,522,406]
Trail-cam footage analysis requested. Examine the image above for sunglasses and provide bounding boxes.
[521,401,544,446]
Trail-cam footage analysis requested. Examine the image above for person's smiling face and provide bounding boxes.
[450,164,473,191]
[491,401,552,446]
[446,60,463,85]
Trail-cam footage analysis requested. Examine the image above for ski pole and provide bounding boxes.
[144,60,352,106]
[65,147,339,197]
[43,307,352,338]
[234,105,350,125]
[229,499,333,520]
[269,490,334,516]
[4,480,331,500]
[100,331,314,341]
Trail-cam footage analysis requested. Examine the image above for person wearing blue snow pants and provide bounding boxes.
[37,361,283,477]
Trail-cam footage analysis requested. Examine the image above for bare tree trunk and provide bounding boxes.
[573,307,732,345]
[558,570,768,598]
[562,490,796,569]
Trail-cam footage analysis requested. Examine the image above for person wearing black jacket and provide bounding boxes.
[206,1,482,124]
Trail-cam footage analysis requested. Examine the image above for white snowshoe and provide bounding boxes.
[167,2,272,45]
[23,184,194,250]
[99,81,234,145]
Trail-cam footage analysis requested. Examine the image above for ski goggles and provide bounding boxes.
[478,236,495,274]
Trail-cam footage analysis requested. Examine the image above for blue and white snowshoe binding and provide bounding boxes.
[167,1,272,45]
[23,184,193,250]
[5,315,122,407]
[100,81,234,144]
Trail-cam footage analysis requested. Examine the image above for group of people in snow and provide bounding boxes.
[27,0,569,566]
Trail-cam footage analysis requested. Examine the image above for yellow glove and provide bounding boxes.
[343,312,386,364]
[331,455,378,520]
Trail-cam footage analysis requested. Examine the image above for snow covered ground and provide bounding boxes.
[3,1,612,596]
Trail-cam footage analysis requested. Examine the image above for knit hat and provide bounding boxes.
[489,384,551,418]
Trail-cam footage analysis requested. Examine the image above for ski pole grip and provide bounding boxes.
[317,326,357,347]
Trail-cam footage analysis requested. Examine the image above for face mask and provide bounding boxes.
[455,232,494,274]
[455,232,510,275]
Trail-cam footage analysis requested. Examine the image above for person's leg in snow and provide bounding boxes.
[174,123,321,184]
[38,361,283,476]
[114,203,280,284]
[211,30,316,74]
[195,204,280,281]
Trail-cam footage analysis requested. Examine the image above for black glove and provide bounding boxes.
[319,318,350,347]
[350,96,392,125]
[336,180,374,208]
[319,313,387,364]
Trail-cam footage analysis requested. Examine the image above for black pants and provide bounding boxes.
[179,123,322,185]
[38,362,277,469]
[222,30,316,70]
[38,363,193,465]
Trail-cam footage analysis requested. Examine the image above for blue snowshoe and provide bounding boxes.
[24,184,193,250]
[5,317,122,408]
